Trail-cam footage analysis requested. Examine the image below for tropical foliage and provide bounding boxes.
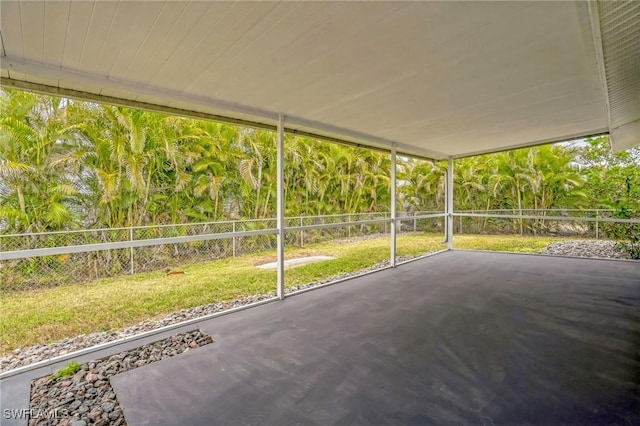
[575,137,640,258]
[1,89,639,235]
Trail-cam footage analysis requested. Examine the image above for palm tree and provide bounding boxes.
[0,90,80,232]
[399,158,446,213]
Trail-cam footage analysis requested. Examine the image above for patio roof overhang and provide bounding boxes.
[0,1,638,159]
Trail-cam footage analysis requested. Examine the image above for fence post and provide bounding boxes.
[348,214,351,239]
[232,222,236,257]
[300,217,304,247]
[413,212,417,233]
[459,215,463,234]
[129,228,134,275]
[595,210,599,240]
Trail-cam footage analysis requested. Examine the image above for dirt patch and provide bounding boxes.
[256,256,336,269]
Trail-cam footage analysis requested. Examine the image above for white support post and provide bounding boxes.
[276,114,285,300]
[390,144,397,267]
[443,188,448,242]
[446,157,454,250]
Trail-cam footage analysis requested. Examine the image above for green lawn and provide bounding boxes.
[0,233,568,354]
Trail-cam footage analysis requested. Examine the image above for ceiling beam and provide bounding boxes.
[1,55,278,124]
[1,77,439,161]
[451,130,609,159]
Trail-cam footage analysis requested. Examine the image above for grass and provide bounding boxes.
[0,233,569,355]
[452,234,563,253]
[51,360,81,380]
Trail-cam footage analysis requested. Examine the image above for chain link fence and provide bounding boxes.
[3,213,447,292]
[6,209,634,292]
[285,212,388,246]
[453,209,617,237]
[396,212,446,235]
[0,219,279,292]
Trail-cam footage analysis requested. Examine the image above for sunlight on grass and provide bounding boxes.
[0,233,570,354]
[453,234,570,253]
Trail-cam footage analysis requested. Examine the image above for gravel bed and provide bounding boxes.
[2,255,419,373]
[1,293,272,373]
[539,240,628,259]
[28,330,213,426]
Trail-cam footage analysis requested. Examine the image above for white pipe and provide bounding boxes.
[276,114,285,300]
[390,144,397,267]
[0,229,277,261]
[446,157,454,250]
[453,213,640,223]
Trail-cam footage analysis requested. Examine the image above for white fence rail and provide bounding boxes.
[0,211,445,291]
[452,209,637,238]
[0,212,444,257]
[2,209,636,291]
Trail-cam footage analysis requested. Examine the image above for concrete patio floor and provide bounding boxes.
[2,251,639,425]
[112,251,640,425]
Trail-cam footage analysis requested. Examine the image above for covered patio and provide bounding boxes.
[1,1,640,425]
[111,251,639,425]
[2,251,638,425]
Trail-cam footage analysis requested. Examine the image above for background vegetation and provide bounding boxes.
[2,89,638,235]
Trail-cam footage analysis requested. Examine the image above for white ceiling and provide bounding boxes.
[0,1,638,158]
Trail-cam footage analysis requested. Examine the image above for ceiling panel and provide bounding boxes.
[106,1,169,82]
[147,2,240,91]
[76,1,118,74]
[1,1,635,158]
[19,1,45,63]
[119,1,191,83]
[126,1,212,88]
[91,2,139,78]
[0,1,23,57]
[43,1,71,67]
[60,1,95,71]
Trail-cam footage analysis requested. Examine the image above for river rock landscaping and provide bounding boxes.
[27,330,213,426]
[539,240,628,259]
